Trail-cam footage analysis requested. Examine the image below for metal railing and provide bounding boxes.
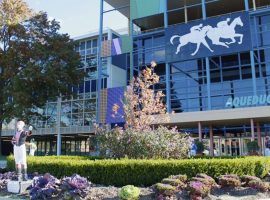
[2,126,94,136]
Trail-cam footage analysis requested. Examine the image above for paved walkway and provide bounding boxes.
[0,196,24,200]
[0,194,26,200]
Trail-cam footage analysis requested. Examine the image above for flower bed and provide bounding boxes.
[0,171,268,199]
[6,155,270,186]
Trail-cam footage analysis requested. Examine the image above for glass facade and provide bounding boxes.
[132,0,270,113]
[129,0,270,156]
[32,135,96,156]
[30,34,110,130]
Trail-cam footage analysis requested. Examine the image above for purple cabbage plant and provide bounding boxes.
[28,173,61,200]
[60,174,91,200]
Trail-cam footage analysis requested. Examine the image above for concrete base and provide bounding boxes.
[7,180,32,194]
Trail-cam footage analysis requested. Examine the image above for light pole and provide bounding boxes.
[96,0,104,124]
[56,96,61,155]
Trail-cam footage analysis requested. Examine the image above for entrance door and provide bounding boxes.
[241,138,252,156]
[219,138,241,156]
[231,138,240,156]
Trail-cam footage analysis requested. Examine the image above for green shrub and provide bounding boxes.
[195,140,205,154]
[97,126,190,159]
[6,155,270,187]
[247,141,260,154]
[248,180,269,192]
[118,185,140,200]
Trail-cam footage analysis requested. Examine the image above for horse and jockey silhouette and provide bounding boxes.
[170,17,244,56]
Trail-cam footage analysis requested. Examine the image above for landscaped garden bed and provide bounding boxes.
[0,167,270,199]
[7,155,270,186]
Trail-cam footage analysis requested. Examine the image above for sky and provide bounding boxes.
[26,0,128,37]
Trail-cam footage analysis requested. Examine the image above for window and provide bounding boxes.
[80,41,85,50]
[170,59,208,112]
[206,0,245,18]
[251,0,270,9]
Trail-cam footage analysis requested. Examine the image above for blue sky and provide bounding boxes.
[26,0,128,37]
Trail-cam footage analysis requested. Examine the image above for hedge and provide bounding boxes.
[6,156,270,186]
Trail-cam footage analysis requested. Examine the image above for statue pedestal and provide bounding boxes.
[7,180,32,194]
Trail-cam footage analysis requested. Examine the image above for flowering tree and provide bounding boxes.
[113,61,168,131]
[97,62,191,159]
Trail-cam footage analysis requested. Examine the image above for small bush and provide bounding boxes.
[195,141,205,154]
[195,174,216,187]
[161,178,186,189]
[188,181,211,198]
[154,183,176,196]
[118,185,140,200]
[168,174,187,183]
[61,174,91,199]
[192,177,215,188]
[220,174,240,180]
[97,126,191,159]
[241,175,261,186]
[28,173,60,200]
[247,141,260,155]
[248,180,269,192]
[218,176,241,188]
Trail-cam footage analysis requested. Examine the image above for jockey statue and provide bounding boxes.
[11,121,33,181]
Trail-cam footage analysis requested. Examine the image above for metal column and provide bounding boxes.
[164,0,171,113]
[250,51,257,96]
[201,0,211,110]
[209,125,214,156]
[97,0,104,124]
[250,118,255,141]
[130,18,134,80]
[257,122,262,154]
[245,0,257,96]
[56,97,61,156]
[198,122,202,141]
[244,0,249,11]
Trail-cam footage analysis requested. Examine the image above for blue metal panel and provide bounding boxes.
[165,12,252,63]
[106,87,125,124]
[112,53,128,70]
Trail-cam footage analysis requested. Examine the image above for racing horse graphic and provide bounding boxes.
[170,25,213,56]
[170,17,244,56]
[206,17,244,48]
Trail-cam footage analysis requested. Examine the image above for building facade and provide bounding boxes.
[2,0,270,157]
[103,0,270,156]
[1,28,127,156]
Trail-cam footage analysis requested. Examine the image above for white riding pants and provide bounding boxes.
[14,144,27,167]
